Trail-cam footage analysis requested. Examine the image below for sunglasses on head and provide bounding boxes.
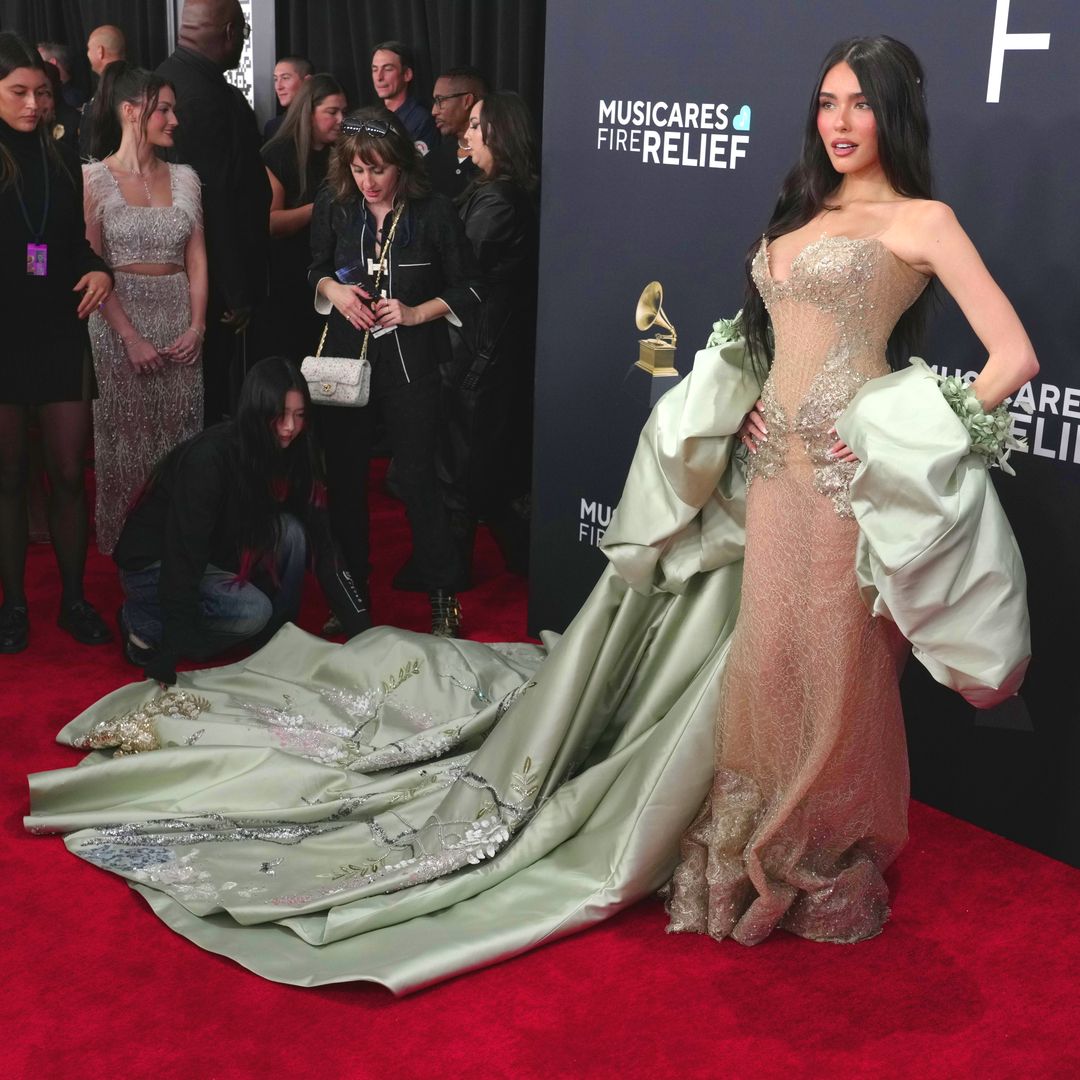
[341,117,390,138]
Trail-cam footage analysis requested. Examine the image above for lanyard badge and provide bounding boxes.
[26,243,48,276]
[16,136,51,277]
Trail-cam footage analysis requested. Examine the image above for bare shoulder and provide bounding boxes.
[884,199,968,275]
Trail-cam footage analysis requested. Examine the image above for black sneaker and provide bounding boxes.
[117,604,157,666]
[0,604,29,653]
[58,599,113,645]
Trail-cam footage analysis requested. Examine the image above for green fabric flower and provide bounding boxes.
[705,311,744,348]
[936,370,1026,476]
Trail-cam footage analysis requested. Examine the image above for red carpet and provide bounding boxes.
[3,464,1079,1079]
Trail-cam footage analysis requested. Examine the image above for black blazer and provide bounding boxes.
[308,190,481,384]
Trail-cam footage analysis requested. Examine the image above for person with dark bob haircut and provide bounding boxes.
[0,32,115,654]
[113,356,370,685]
[442,90,539,578]
[309,105,480,636]
[26,36,1038,990]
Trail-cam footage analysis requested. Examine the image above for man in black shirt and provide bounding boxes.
[79,24,126,159]
[427,66,488,200]
[158,0,271,422]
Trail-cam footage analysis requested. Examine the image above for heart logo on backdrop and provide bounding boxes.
[732,105,752,132]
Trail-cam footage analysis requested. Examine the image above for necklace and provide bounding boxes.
[108,155,158,204]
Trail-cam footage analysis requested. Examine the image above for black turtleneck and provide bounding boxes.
[0,118,112,404]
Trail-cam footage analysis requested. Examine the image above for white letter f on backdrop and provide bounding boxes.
[987,0,1051,103]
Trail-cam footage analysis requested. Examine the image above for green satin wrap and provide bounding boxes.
[26,331,1028,991]
[837,358,1030,706]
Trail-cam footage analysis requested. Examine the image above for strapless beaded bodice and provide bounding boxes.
[748,235,928,516]
[83,161,202,268]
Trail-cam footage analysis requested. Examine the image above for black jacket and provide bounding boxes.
[0,120,111,399]
[426,135,481,200]
[452,180,538,376]
[157,47,270,313]
[308,190,481,384]
[115,423,365,680]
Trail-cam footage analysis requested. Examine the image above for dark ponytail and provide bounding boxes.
[85,60,171,160]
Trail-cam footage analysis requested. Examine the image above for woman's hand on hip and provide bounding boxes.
[74,270,112,319]
[327,282,378,331]
[738,400,768,453]
[827,427,859,463]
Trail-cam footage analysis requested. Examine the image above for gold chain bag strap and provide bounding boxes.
[302,203,405,407]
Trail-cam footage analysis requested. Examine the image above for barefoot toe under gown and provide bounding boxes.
[26,238,1030,992]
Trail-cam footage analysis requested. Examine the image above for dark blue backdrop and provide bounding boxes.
[530,0,1079,865]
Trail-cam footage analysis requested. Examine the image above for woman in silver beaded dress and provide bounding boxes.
[82,63,206,555]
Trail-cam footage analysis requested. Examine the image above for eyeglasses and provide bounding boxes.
[341,117,390,137]
[432,91,470,108]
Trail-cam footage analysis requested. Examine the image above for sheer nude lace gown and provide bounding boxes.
[667,235,929,945]
[83,161,203,555]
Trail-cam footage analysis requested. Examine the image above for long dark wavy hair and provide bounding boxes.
[326,105,429,205]
[0,32,69,190]
[470,91,539,193]
[234,357,321,572]
[84,60,172,160]
[263,72,346,202]
[742,36,934,376]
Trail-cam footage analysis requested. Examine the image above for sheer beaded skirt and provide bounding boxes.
[89,272,202,554]
[666,236,928,944]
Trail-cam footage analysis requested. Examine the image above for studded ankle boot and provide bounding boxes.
[429,590,462,638]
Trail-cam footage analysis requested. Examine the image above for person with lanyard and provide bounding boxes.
[309,108,480,636]
[0,33,115,654]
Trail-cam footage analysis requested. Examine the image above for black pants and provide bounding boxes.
[318,363,465,593]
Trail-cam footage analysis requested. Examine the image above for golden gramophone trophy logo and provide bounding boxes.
[634,281,679,379]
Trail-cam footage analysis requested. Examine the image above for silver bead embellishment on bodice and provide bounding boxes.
[748,235,929,517]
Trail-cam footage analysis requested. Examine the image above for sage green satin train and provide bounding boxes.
[26,329,1028,991]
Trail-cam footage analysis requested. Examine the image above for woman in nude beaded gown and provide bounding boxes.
[665,36,1038,944]
[26,37,1036,992]
[83,63,206,555]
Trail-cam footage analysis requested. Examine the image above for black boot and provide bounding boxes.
[429,589,462,638]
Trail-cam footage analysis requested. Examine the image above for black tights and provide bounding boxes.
[0,401,91,610]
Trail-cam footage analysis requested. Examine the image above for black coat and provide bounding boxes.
[114,423,364,677]
[157,47,270,314]
[452,179,538,378]
[0,120,111,403]
[308,190,481,385]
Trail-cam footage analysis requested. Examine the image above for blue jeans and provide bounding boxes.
[119,514,307,658]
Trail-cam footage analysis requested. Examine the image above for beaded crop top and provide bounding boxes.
[83,161,202,268]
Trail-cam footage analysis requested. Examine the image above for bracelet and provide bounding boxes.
[937,374,1025,475]
[189,326,205,339]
